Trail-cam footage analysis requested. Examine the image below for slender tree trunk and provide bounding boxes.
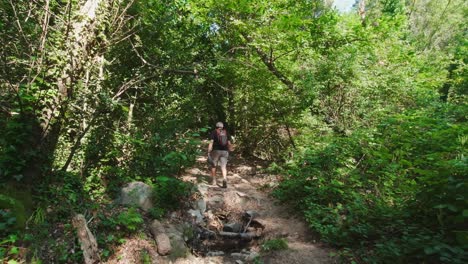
[227,86,236,136]
[359,0,366,25]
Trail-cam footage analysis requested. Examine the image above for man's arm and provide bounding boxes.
[227,133,233,151]
[208,140,214,153]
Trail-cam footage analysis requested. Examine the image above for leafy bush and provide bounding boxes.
[152,176,192,215]
[0,195,22,233]
[274,105,467,263]
[127,129,202,179]
[261,238,288,252]
[116,207,143,231]
[0,234,19,260]
[0,116,35,182]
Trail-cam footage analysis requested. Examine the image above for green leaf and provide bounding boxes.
[454,231,468,246]
[9,246,19,255]
[462,210,468,218]
[424,247,435,255]
[447,204,458,212]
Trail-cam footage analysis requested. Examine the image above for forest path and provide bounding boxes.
[177,153,334,264]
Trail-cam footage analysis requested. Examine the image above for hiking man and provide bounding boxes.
[207,122,231,188]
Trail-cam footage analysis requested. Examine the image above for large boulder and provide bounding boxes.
[120,182,153,211]
[166,224,190,259]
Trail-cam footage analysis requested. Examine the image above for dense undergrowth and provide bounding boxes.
[0,175,194,262]
[0,128,198,262]
[273,103,467,263]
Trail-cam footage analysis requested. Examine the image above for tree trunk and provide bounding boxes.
[23,0,107,183]
[227,86,236,136]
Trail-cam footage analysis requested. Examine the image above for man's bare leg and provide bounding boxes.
[211,167,217,185]
[221,165,227,188]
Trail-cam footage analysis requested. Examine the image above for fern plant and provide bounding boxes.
[116,207,143,231]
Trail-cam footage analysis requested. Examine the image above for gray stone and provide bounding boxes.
[236,165,256,175]
[246,252,260,261]
[231,253,244,259]
[155,233,171,255]
[188,209,204,224]
[150,220,165,234]
[208,196,224,204]
[207,251,225,257]
[197,184,209,196]
[206,195,224,210]
[250,219,266,230]
[223,222,243,233]
[120,181,153,211]
[245,210,259,219]
[170,212,177,219]
[196,199,207,213]
[168,232,189,259]
[150,220,172,255]
[236,191,247,197]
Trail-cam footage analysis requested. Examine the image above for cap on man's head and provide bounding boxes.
[216,122,224,128]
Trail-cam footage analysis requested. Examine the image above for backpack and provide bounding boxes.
[217,129,228,147]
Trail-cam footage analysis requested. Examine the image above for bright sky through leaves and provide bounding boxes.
[334,0,356,12]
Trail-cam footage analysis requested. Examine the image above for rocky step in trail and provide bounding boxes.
[105,154,334,264]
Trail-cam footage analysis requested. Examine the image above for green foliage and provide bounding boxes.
[152,176,192,215]
[148,207,166,220]
[0,234,18,260]
[0,188,32,261]
[253,256,264,264]
[0,208,16,234]
[97,206,143,233]
[181,224,195,242]
[116,207,144,231]
[261,238,288,252]
[0,115,36,182]
[38,171,89,217]
[140,249,151,264]
[0,195,21,233]
[275,104,467,263]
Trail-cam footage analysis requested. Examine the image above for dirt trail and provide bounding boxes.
[178,154,334,264]
[105,153,334,264]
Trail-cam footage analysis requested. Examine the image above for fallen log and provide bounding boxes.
[218,231,260,240]
[72,214,100,264]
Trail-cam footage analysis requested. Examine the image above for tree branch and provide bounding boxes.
[254,44,296,92]
[9,0,32,52]
[273,49,296,62]
[241,33,297,94]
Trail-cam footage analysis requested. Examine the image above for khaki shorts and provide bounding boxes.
[209,150,229,169]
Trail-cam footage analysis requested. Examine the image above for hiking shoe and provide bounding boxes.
[222,180,227,188]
